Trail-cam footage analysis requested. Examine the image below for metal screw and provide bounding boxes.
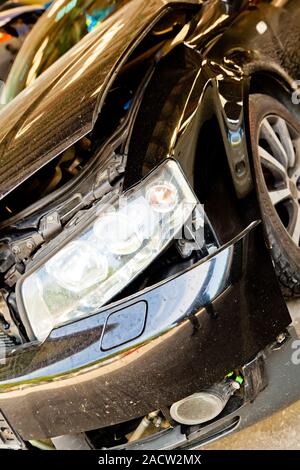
[235,161,246,177]
[276,332,286,344]
[26,241,34,250]
[231,380,241,391]
[12,246,20,254]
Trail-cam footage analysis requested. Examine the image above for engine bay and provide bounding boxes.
[0,8,218,346]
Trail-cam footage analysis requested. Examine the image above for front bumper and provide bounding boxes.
[0,222,291,441]
[112,326,300,449]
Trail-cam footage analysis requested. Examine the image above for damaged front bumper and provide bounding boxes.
[0,222,292,443]
[112,326,300,449]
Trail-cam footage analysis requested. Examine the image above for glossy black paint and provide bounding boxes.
[126,0,300,242]
[0,0,299,443]
[112,326,300,449]
[0,223,291,439]
[0,0,200,200]
[0,0,299,202]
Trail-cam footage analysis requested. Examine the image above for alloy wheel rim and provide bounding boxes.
[258,114,300,247]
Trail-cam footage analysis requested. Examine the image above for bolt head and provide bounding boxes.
[231,381,240,390]
[276,332,286,344]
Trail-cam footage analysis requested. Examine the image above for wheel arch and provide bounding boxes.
[125,46,300,243]
[178,65,300,243]
[248,69,300,121]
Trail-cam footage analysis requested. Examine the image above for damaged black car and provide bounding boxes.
[0,0,300,451]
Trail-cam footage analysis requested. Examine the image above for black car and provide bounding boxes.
[0,0,299,450]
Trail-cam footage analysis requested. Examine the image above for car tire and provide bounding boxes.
[249,93,300,297]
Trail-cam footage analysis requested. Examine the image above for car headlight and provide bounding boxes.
[17,159,198,341]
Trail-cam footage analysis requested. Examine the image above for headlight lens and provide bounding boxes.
[46,241,109,292]
[18,160,198,341]
[93,212,143,255]
[146,181,178,213]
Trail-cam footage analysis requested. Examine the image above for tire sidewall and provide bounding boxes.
[249,93,300,273]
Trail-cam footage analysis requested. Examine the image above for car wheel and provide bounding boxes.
[249,93,300,297]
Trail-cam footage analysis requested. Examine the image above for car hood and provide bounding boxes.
[0,0,199,200]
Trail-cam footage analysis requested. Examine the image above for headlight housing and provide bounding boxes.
[17,160,198,341]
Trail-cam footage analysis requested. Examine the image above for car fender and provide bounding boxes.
[0,0,200,200]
